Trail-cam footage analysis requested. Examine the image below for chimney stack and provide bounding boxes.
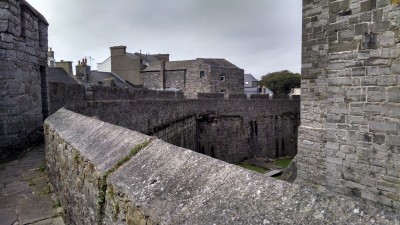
[47,47,54,58]
[110,46,126,56]
[76,58,91,81]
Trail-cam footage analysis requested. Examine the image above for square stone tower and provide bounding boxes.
[298,0,400,210]
[0,0,48,161]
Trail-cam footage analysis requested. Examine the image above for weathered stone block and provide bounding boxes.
[377,76,396,86]
[1,32,12,42]
[373,134,386,144]
[387,87,400,103]
[380,31,395,47]
[330,0,351,13]
[382,103,400,118]
[367,86,386,102]
[329,41,358,53]
[369,120,398,134]
[0,20,8,32]
[352,67,366,76]
[355,23,369,35]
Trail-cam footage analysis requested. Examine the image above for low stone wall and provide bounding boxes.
[197,92,225,99]
[48,82,86,115]
[48,83,185,116]
[45,109,400,224]
[250,94,270,99]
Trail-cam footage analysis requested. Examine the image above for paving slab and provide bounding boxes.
[1,180,30,196]
[0,207,17,225]
[0,144,65,225]
[18,195,57,225]
[21,170,43,181]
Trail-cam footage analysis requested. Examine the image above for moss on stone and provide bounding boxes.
[391,0,400,4]
[97,139,153,224]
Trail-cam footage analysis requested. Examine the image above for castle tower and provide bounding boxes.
[0,0,49,162]
[298,0,400,211]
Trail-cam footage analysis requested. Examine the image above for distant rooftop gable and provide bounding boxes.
[244,74,258,83]
[89,71,133,89]
[47,67,78,85]
[142,58,239,72]
[198,58,239,69]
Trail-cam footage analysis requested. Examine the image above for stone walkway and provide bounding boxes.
[0,144,64,225]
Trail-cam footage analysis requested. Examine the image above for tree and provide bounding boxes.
[259,70,300,94]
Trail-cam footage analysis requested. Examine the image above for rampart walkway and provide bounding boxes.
[0,144,64,225]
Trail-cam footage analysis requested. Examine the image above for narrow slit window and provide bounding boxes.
[200,71,205,78]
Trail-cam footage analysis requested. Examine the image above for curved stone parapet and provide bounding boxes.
[45,109,400,224]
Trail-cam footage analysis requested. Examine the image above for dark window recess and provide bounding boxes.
[220,73,225,81]
[38,23,44,47]
[338,9,352,16]
[20,9,26,39]
[40,66,49,120]
[200,71,205,78]
[363,33,378,49]
[220,89,225,93]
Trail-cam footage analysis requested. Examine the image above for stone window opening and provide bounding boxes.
[20,9,26,40]
[220,73,225,81]
[200,71,205,78]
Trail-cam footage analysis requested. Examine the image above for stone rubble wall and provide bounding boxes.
[298,0,400,210]
[47,83,185,115]
[45,108,400,225]
[0,0,48,161]
[79,99,300,163]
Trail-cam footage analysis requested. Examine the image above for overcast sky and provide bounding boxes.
[29,0,302,79]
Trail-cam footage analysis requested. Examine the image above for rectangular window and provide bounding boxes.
[220,73,225,81]
[200,71,205,78]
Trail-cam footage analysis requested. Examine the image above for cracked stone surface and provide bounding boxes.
[0,144,64,225]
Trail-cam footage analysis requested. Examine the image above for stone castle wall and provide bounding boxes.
[0,0,48,161]
[48,82,300,163]
[298,0,400,210]
[44,109,400,224]
[78,99,300,163]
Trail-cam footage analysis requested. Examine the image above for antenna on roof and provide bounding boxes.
[84,56,95,67]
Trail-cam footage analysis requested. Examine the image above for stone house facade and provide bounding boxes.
[142,58,244,99]
[0,0,48,161]
[97,46,169,87]
[97,46,244,98]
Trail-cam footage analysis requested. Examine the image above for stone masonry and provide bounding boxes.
[45,109,400,224]
[298,0,400,211]
[0,0,48,162]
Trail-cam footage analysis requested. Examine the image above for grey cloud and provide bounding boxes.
[29,0,301,79]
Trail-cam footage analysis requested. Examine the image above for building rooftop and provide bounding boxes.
[89,71,133,89]
[47,67,79,84]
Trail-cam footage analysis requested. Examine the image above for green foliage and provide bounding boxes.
[235,163,269,174]
[274,158,293,169]
[259,70,301,94]
[38,163,46,172]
